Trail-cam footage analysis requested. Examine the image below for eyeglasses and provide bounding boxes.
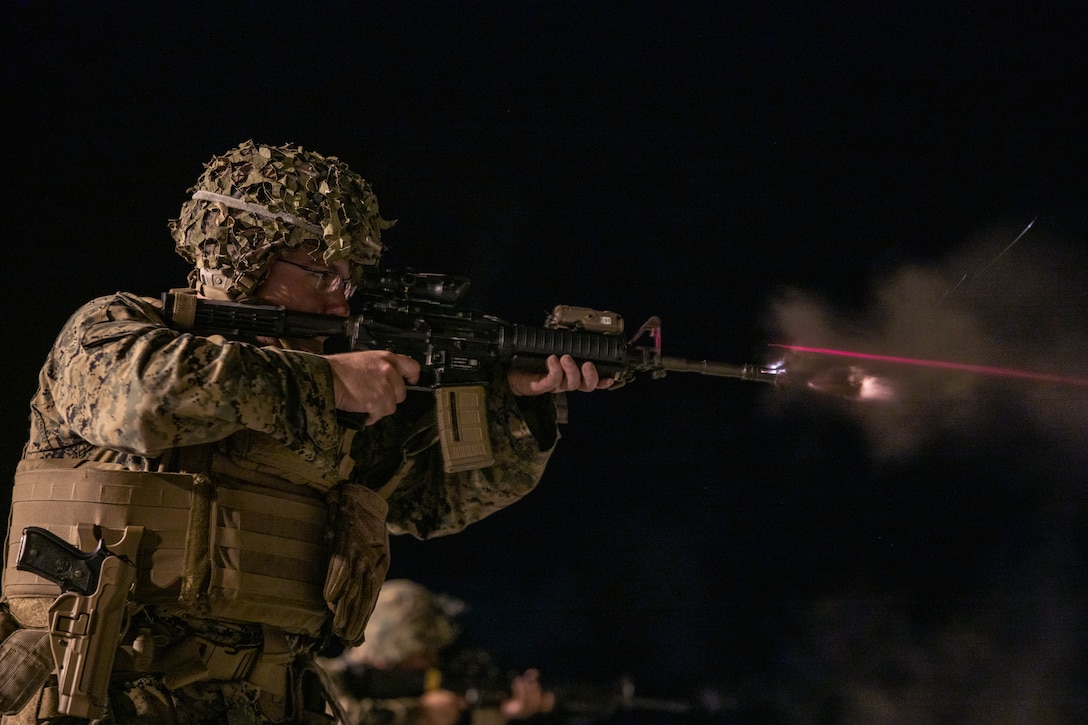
[276,259,358,299]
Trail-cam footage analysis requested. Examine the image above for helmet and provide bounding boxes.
[170,140,394,300]
[345,579,465,667]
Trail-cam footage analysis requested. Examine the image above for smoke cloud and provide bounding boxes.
[759,226,1088,723]
[769,226,1088,459]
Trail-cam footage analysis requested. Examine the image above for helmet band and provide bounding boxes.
[191,190,323,235]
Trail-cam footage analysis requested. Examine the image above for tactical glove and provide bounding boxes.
[324,483,390,646]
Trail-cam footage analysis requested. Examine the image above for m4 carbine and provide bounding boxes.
[162,271,782,471]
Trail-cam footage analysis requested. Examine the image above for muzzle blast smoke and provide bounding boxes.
[772,343,1088,389]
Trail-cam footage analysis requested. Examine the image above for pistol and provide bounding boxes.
[16,526,140,719]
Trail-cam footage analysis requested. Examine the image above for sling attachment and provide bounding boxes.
[164,287,199,330]
[375,423,441,501]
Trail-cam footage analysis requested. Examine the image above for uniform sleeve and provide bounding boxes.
[361,368,560,539]
[27,293,341,469]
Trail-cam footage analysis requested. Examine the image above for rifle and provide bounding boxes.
[161,270,783,472]
[16,525,142,719]
[335,663,724,722]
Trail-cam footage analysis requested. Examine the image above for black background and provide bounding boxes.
[3,3,1087,720]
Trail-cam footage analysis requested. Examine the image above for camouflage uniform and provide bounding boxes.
[20,292,553,534]
[1,142,560,724]
[319,581,511,725]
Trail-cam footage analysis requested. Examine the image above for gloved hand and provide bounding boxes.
[324,483,390,645]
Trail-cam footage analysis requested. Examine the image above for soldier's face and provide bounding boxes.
[255,247,353,317]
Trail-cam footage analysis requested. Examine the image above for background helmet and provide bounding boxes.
[170,140,394,300]
[344,579,465,667]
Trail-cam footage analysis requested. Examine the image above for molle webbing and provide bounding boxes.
[4,468,192,601]
[4,466,329,636]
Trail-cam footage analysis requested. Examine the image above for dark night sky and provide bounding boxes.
[3,3,1087,720]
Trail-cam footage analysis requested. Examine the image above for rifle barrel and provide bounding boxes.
[661,357,782,383]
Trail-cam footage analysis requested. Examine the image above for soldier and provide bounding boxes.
[0,140,610,724]
[319,580,556,725]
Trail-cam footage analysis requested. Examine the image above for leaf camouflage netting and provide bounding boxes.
[170,140,395,300]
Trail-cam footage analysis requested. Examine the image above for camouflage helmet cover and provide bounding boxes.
[345,579,465,667]
[170,140,394,300]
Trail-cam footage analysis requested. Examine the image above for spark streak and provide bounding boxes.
[944,216,1036,298]
[772,344,1088,388]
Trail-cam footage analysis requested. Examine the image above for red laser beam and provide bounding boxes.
[771,344,1088,388]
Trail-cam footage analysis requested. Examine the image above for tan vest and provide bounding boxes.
[3,454,330,637]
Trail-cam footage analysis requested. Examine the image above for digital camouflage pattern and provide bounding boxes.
[7,675,281,725]
[349,366,558,539]
[7,291,556,722]
[5,137,561,723]
[170,140,394,301]
[22,292,555,518]
[23,293,342,483]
